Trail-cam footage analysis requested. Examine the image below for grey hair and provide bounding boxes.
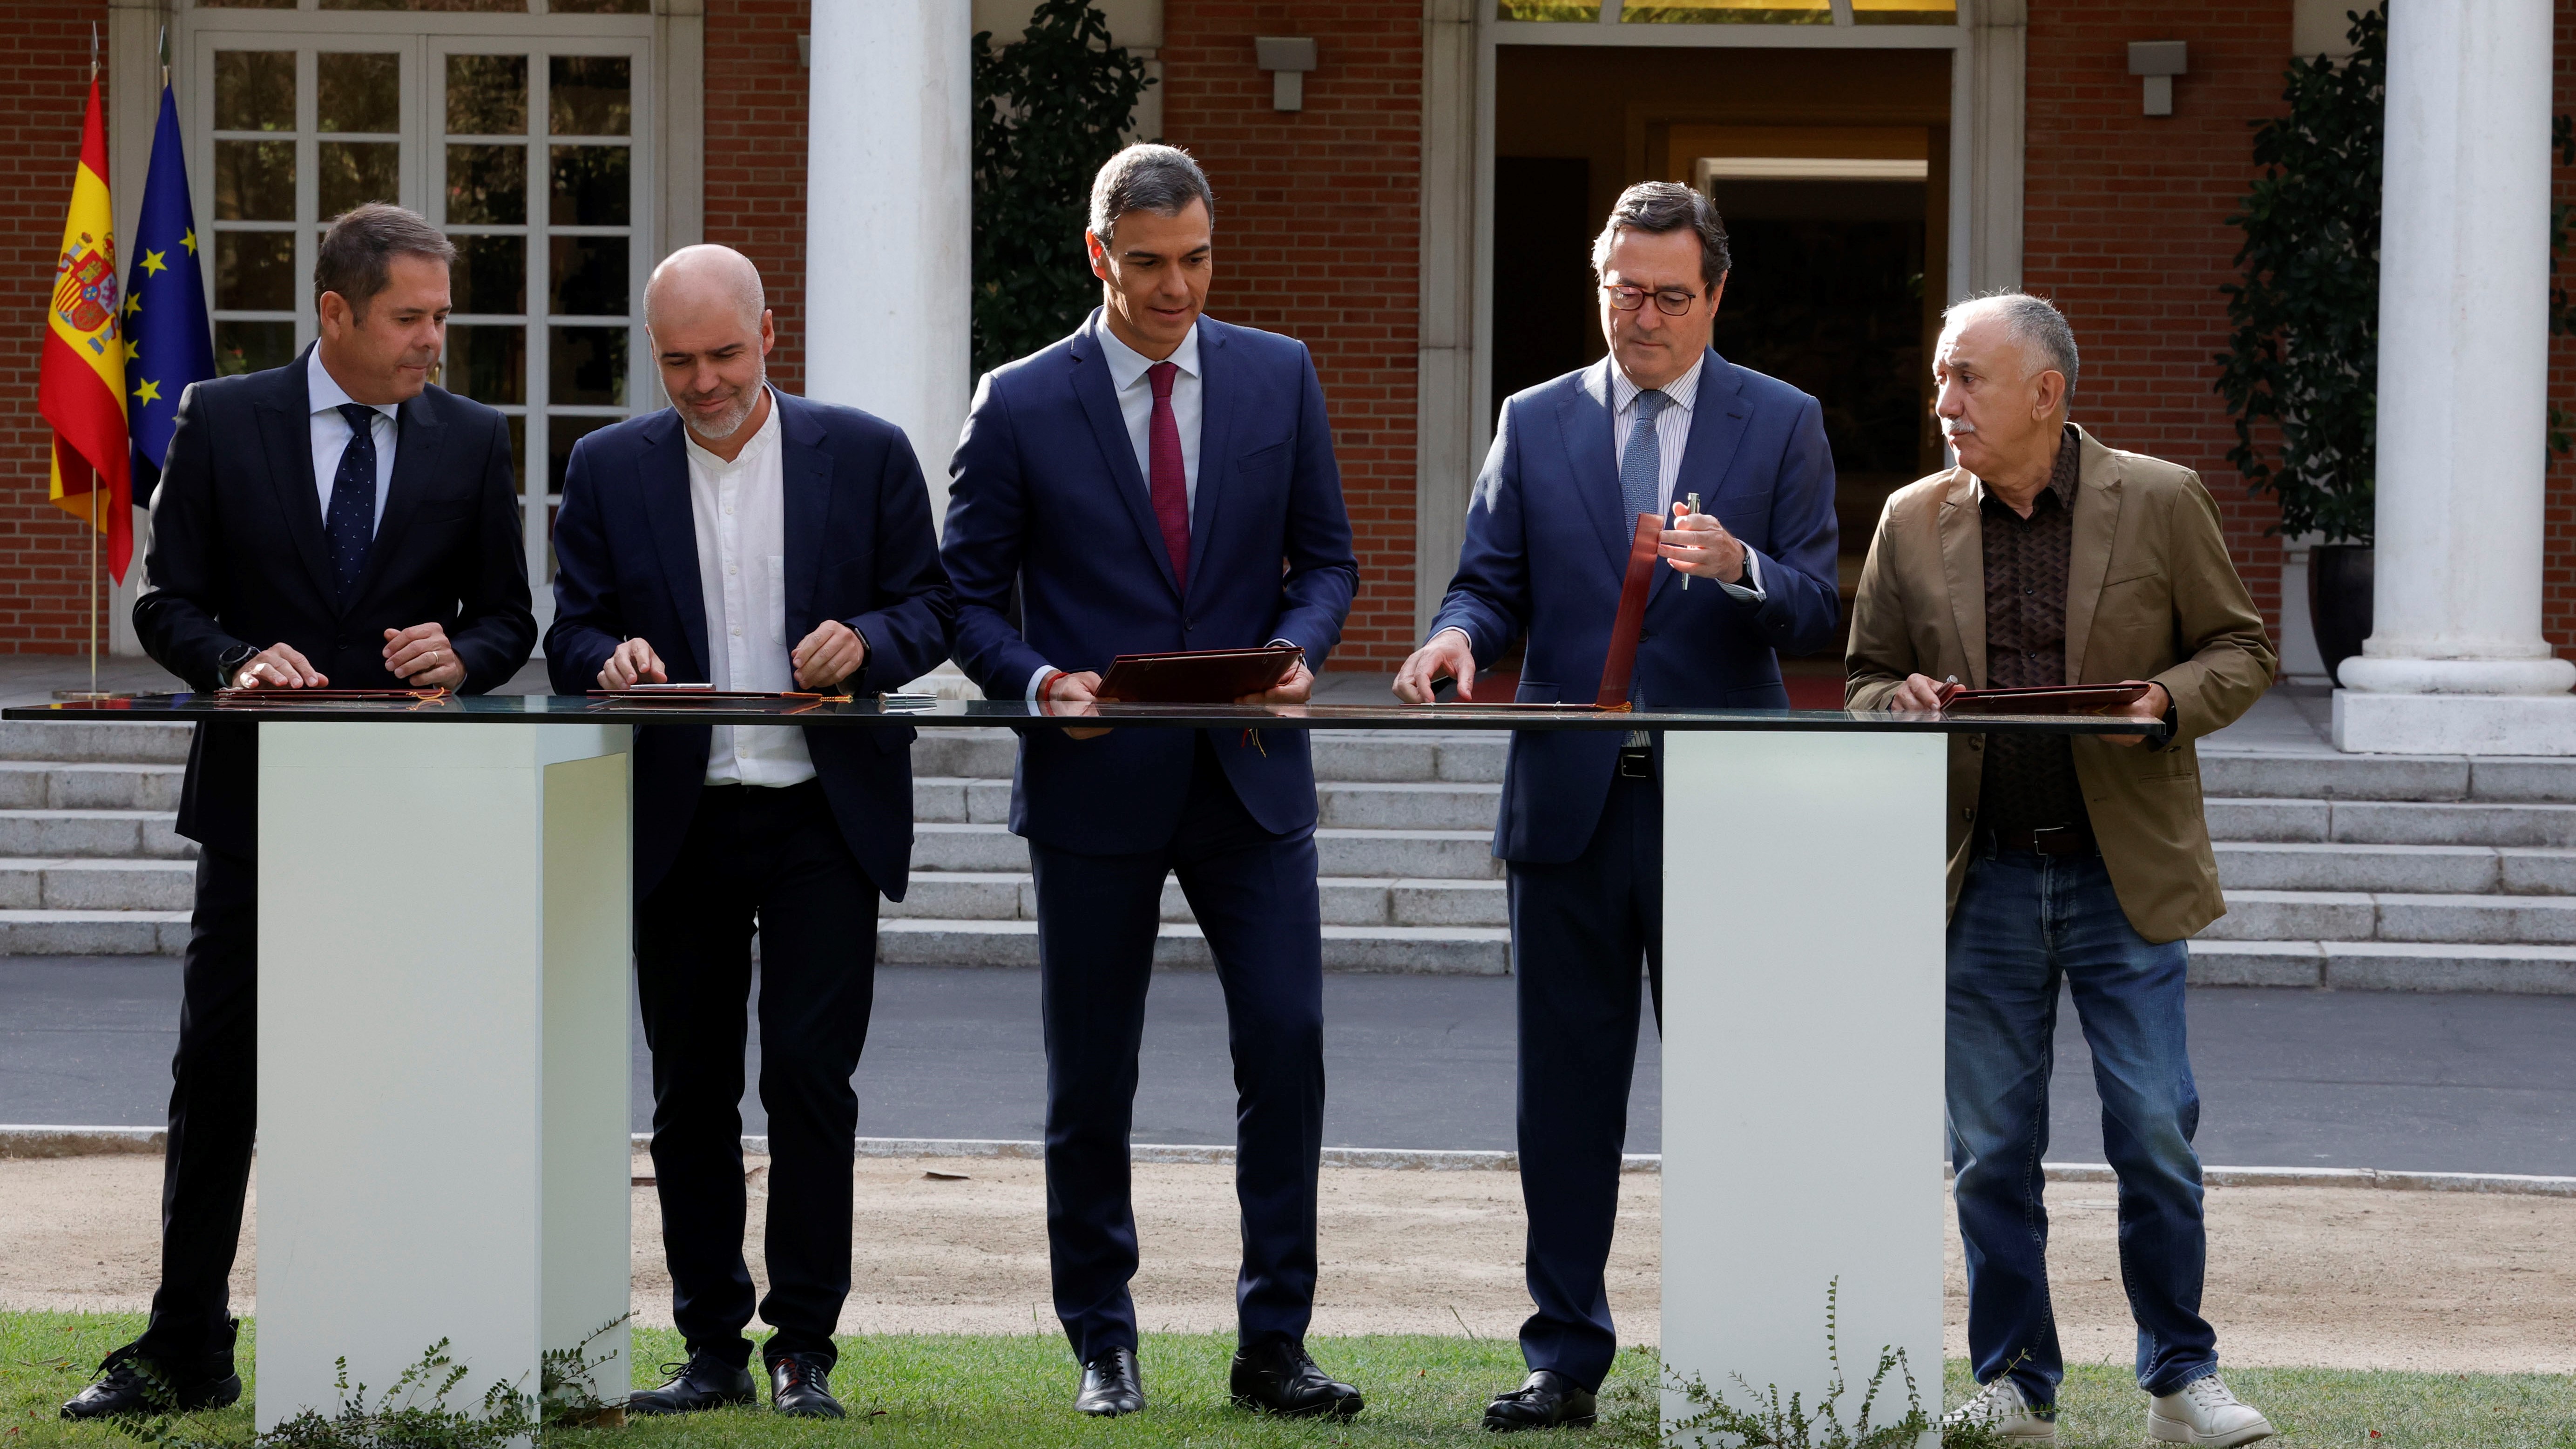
[314,203,456,320]
[1590,182,1731,293]
[1089,143,1216,244]
[1943,290,2080,399]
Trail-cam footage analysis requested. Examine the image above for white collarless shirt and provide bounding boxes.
[305,348,396,532]
[684,390,814,786]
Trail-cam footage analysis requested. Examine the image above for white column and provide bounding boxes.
[2336,0,2576,754]
[806,1,972,530]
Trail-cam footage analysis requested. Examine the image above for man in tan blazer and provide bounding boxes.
[1847,293,2276,1448]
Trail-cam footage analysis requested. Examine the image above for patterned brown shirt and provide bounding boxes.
[1974,425,2090,841]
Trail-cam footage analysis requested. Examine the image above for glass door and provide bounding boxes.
[189,20,651,639]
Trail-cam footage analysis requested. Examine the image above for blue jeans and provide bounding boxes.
[1947,846,2217,1406]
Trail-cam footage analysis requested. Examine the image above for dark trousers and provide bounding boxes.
[1504,771,1663,1393]
[137,846,257,1371]
[1029,734,1325,1365]
[636,779,879,1369]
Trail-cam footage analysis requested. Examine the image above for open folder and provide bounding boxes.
[1933,682,2151,715]
[1092,645,1303,704]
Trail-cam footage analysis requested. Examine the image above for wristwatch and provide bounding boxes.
[216,643,259,690]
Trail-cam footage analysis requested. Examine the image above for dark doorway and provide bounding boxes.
[1491,156,1596,410]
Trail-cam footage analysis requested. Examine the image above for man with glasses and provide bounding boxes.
[1393,181,1839,1431]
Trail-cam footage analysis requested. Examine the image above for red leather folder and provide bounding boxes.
[1093,645,1303,704]
[1933,682,2151,715]
[213,688,448,703]
[1592,513,1663,711]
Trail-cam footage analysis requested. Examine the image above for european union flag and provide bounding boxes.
[123,81,216,508]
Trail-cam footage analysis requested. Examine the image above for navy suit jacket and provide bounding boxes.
[135,348,536,858]
[943,311,1357,854]
[1428,351,1840,863]
[545,392,956,900]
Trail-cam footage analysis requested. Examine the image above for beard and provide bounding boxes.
[680,365,765,443]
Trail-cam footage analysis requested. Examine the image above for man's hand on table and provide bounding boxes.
[230,643,327,690]
[1238,660,1314,706]
[1889,673,1948,712]
[2105,680,2171,748]
[597,638,669,690]
[792,619,866,692]
[1041,669,1110,739]
[383,624,466,690]
[1392,631,1477,704]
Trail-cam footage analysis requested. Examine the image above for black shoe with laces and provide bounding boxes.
[766,1352,845,1419]
[626,1350,757,1416]
[1229,1339,1363,1420]
[1483,1369,1598,1431]
[61,1339,242,1422]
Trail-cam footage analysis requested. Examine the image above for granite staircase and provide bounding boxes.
[0,720,196,955]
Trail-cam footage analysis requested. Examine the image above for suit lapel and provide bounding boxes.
[777,394,833,641]
[637,411,710,681]
[1936,468,1988,689]
[2061,427,2123,685]
[1183,321,1233,605]
[1556,359,1629,580]
[255,351,338,607]
[346,391,444,613]
[1070,318,1182,600]
[1651,352,1751,606]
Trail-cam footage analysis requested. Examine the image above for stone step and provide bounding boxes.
[0,761,185,812]
[888,872,1508,928]
[0,721,193,765]
[2203,797,2576,848]
[2187,938,2576,993]
[0,858,196,912]
[875,918,1512,975]
[2199,751,2576,804]
[2214,841,2576,895]
[908,823,1502,880]
[0,909,189,955]
[0,810,196,860]
[2205,889,2576,946]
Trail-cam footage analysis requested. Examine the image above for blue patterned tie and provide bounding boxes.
[326,403,379,603]
[1619,388,1670,525]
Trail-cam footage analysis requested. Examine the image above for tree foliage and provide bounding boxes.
[970,0,1155,377]
[2214,7,2387,544]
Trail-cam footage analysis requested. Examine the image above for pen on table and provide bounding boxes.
[1681,493,1700,590]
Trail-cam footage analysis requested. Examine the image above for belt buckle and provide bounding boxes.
[2030,824,2076,855]
[1617,746,1655,779]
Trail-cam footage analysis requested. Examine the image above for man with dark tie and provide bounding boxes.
[1393,182,1841,1431]
[71,203,536,1420]
[548,245,954,1421]
[942,144,1362,1422]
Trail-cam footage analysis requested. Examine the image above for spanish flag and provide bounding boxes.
[39,77,132,582]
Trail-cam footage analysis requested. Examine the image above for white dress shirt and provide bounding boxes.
[685,390,814,786]
[305,348,396,532]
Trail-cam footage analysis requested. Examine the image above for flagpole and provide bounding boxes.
[90,26,100,700]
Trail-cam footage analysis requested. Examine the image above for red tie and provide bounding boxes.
[1147,360,1190,592]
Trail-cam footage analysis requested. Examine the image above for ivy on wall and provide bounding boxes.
[970,0,1155,378]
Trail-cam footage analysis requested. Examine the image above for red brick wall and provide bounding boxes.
[0,1,112,654]
[1160,5,1423,670]
[2022,2,2292,651]
[704,0,810,396]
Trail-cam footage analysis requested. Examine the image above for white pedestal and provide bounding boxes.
[2332,689,2576,756]
[1663,731,1947,1444]
[256,722,632,1430]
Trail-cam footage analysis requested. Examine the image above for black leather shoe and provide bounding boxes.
[61,1341,241,1421]
[767,1352,845,1419]
[1230,1339,1363,1420]
[626,1351,757,1416]
[1075,1347,1145,1417]
[1483,1369,1598,1431]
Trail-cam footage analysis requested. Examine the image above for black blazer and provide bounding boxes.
[544,392,956,901]
[134,348,538,857]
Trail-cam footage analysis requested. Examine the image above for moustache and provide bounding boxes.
[1939,420,1977,437]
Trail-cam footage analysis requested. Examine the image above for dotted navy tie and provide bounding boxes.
[1618,390,1670,729]
[326,403,379,603]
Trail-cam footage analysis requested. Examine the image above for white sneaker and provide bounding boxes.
[2149,1374,2275,1446]
[1941,1376,2058,1443]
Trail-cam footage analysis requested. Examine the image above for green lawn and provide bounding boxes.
[4,1313,2571,1447]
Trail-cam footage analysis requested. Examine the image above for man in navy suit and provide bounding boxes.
[547,245,953,1421]
[1396,182,1841,1430]
[75,204,536,1422]
[942,145,1362,1421]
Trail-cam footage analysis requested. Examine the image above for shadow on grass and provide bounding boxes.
[7,1314,2573,1447]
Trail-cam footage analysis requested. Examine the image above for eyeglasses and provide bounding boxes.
[1602,284,1703,317]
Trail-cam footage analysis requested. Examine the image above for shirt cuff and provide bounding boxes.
[1026,664,1057,704]
[1718,548,1766,603]
[1429,626,1473,650]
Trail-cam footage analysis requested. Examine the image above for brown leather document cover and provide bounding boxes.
[1934,682,2150,715]
[1592,513,1663,711]
[213,688,448,703]
[1094,645,1304,704]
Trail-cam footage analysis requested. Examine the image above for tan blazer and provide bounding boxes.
[1845,426,2276,944]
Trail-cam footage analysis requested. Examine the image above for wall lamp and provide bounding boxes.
[2128,41,2187,117]
[1256,36,1317,113]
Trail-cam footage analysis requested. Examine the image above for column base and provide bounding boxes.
[2333,689,2576,755]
